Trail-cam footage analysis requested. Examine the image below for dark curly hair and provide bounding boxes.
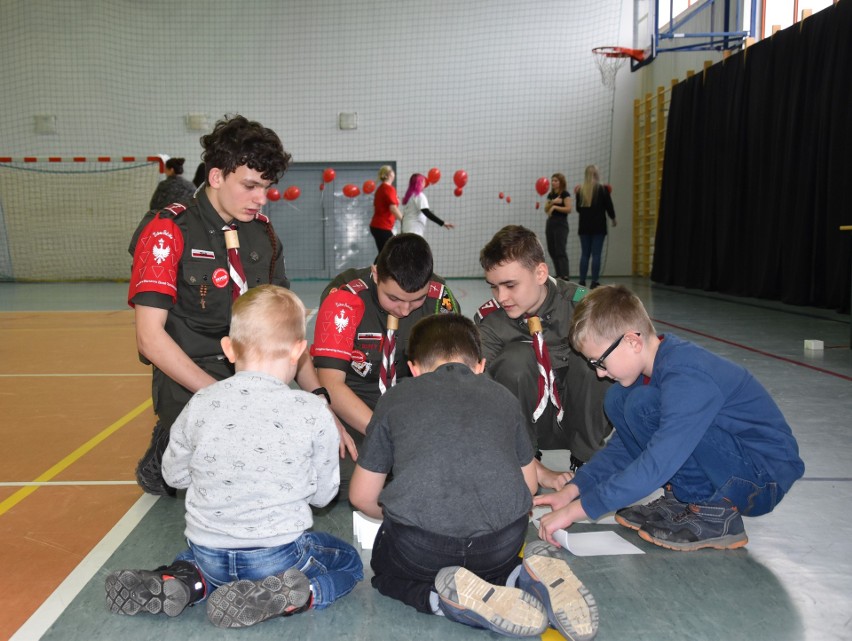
[200,115,292,183]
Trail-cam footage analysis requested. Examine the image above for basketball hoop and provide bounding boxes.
[592,47,645,90]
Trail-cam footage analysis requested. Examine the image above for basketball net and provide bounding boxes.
[592,47,644,90]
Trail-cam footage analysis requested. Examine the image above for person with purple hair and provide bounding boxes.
[401,173,455,237]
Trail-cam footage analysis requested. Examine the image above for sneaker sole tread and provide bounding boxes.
[105,569,190,617]
[206,568,310,628]
[435,566,548,637]
[522,542,599,641]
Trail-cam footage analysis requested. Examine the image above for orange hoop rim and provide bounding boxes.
[592,46,645,62]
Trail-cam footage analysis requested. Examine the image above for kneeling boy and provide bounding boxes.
[105,286,363,627]
[537,285,805,551]
[350,314,598,640]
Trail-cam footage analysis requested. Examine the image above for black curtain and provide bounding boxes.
[652,0,852,312]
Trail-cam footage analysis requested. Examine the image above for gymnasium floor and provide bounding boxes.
[1,277,850,641]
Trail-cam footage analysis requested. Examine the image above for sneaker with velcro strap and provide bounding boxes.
[638,501,749,551]
[615,485,688,531]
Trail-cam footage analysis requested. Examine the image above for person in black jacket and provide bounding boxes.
[575,165,616,288]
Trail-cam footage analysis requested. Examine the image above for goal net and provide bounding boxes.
[0,0,625,282]
[0,158,161,281]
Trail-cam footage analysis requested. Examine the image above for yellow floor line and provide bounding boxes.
[0,398,152,517]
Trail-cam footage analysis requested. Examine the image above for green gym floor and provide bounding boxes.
[1,277,850,641]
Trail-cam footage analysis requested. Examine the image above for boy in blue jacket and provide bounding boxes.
[536,285,804,551]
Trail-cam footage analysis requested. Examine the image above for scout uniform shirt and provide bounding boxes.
[128,189,288,361]
[311,267,459,410]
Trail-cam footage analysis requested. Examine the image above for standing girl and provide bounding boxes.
[575,165,616,288]
[544,173,572,280]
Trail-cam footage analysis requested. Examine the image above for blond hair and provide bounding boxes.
[378,165,394,181]
[578,165,600,209]
[569,285,655,351]
[229,285,305,361]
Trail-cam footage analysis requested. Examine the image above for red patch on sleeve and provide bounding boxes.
[310,288,365,362]
[476,298,500,320]
[128,214,184,306]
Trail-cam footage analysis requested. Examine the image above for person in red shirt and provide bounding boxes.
[369,165,402,256]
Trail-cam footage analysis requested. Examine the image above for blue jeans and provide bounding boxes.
[579,234,606,284]
[604,385,783,516]
[174,531,363,608]
[370,515,529,614]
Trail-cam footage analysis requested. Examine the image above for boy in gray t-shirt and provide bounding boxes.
[350,314,598,640]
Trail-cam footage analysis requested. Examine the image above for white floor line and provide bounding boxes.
[10,493,159,641]
[0,481,139,487]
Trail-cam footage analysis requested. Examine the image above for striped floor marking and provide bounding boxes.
[0,399,152,517]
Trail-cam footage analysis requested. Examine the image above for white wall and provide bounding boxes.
[0,0,640,277]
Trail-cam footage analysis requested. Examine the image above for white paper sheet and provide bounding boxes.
[352,511,382,550]
[530,506,644,556]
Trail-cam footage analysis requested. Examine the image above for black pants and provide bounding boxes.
[140,357,234,486]
[545,216,570,279]
[487,341,612,461]
[370,515,528,614]
[370,226,394,258]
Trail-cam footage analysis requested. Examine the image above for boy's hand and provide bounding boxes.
[333,416,358,461]
[533,482,579,511]
[537,467,574,491]
[538,504,582,547]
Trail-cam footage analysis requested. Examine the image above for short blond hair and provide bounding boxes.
[229,285,305,361]
[569,285,655,351]
[378,165,394,181]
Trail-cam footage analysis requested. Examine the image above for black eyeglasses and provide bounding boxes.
[587,333,639,370]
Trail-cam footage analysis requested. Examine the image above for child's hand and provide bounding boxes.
[538,468,574,491]
[533,482,579,511]
[333,416,358,461]
[539,506,577,547]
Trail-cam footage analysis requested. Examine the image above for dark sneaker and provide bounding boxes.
[105,561,205,617]
[135,426,177,497]
[615,487,688,531]
[434,566,548,638]
[206,568,312,628]
[518,541,599,641]
[569,456,585,473]
[638,502,748,551]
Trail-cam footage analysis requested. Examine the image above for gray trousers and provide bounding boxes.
[488,341,612,461]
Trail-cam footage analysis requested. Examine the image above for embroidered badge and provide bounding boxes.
[334,310,350,333]
[152,239,171,264]
[351,360,372,378]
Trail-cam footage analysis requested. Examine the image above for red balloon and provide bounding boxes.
[362,179,376,194]
[323,168,336,183]
[283,185,301,201]
[342,183,360,198]
[428,167,441,185]
[535,176,550,196]
[498,192,504,199]
[535,202,541,209]
[454,187,463,197]
[605,184,613,193]
[319,183,325,191]
[453,170,468,188]
[266,188,281,201]
[506,196,512,204]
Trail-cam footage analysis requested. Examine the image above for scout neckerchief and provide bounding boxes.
[526,314,563,423]
[223,224,248,300]
[378,314,398,395]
